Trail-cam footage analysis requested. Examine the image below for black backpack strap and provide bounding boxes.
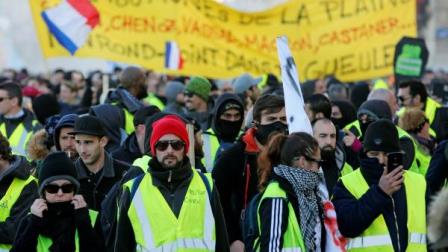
[130,174,145,200]
[198,172,212,199]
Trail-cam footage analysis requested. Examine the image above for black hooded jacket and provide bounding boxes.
[210,93,244,142]
[0,155,38,244]
[89,104,126,153]
[111,133,142,165]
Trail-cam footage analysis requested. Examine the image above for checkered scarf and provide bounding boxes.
[274,164,322,252]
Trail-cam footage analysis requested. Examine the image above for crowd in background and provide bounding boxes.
[1,66,448,251]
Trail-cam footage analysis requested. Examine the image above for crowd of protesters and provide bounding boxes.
[1,66,448,251]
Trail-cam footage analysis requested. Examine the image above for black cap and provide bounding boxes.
[38,152,79,195]
[69,115,106,137]
[363,119,400,153]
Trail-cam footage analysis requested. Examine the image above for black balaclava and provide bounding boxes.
[331,100,357,129]
[215,102,244,142]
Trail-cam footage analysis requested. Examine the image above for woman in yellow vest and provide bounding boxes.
[332,119,427,251]
[255,132,329,251]
[11,152,105,252]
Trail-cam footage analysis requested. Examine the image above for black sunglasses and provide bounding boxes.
[0,97,10,102]
[155,140,185,151]
[44,184,75,194]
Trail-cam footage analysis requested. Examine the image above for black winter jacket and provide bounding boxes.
[212,128,260,244]
[0,155,38,245]
[111,133,142,165]
[75,152,130,211]
[332,154,430,252]
[115,158,229,251]
[11,207,105,252]
[426,140,448,196]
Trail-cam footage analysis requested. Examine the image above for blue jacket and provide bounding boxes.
[332,154,430,251]
[426,140,448,195]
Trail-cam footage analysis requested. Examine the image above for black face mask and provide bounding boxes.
[255,121,288,145]
[331,117,346,130]
[44,201,75,218]
[216,119,242,142]
[359,156,385,180]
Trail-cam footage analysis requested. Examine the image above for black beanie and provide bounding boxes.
[363,119,400,153]
[38,152,79,195]
[32,94,61,125]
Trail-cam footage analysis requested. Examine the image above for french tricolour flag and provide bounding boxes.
[165,41,184,70]
[41,0,99,55]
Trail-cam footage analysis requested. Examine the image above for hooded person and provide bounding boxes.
[53,114,79,161]
[345,100,422,173]
[332,119,429,252]
[11,152,105,252]
[89,104,127,153]
[350,81,370,110]
[331,100,357,130]
[112,106,160,165]
[163,81,185,115]
[31,94,61,126]
[201,93,244,171]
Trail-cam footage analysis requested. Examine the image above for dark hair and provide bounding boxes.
[257,132,319,191]
[0,81,23,106]
[252,94,285,123]
[399,80,428,104]
[305,94,332,119]
[133,105,161,126]
[0,133,14,162]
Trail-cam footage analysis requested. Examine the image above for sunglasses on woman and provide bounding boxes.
[44,184,76,194]
[155,140,185,151]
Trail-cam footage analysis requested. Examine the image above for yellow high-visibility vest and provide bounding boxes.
[256,181,306,252]
[0,176,36,251]
[125,170,216,251]
[341,169,426,251]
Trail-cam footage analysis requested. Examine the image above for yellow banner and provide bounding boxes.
[30,0,416,82]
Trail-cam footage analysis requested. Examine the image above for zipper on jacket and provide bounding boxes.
[168,170,172,183]
[391,197,401,252]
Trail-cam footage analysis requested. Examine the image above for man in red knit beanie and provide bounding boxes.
[115,114,230,251]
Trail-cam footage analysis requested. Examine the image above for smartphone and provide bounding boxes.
[387,152,403,173]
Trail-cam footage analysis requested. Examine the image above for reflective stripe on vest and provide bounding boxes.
[256,181,305,252]
[341,169,426,251]
[37,210,98,252]
[0,122,32,157]
[202,129,220,172]
[127,170,216,251]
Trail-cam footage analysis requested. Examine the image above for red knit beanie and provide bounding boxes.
[150,115,189,155]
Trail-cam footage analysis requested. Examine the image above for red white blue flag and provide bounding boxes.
[41,0,99,55]
[165,41,184,70]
